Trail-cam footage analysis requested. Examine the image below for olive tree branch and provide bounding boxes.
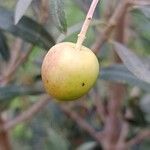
[91,0,137,53]
[60,105,103,144]
[127,129,150,147]
[0,38,23,86]
[0,43,33,86]
[39,0,49,24]
[132,0,150,5]
[93,88,107,123]
[116,122,129,149]
[95,0,128,149]
[0,116,11,150]
[1,95,49,131]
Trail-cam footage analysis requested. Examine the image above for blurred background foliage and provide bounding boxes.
[0,0,150,150]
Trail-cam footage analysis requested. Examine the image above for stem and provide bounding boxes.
[127,129,150,147]
[75,0,100,50]
[0,116,11,150]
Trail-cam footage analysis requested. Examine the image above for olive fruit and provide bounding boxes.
[41,42,99,101]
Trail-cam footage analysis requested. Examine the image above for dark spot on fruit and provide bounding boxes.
[82,82,85,86]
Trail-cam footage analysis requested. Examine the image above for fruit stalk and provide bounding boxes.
[75,0,100,50]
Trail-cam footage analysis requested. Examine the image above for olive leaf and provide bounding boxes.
[15,0,33,24]
[100,64,150,92]
[0,7,55,49]
[49,0,67,33]
[57,22,83,43]
[131,9,150,42]
[0,30,10,61]
[134,6,150,19]
[0,83,44,101]
[112,42,150,84]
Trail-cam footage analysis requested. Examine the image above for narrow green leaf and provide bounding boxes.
[100,64,150,92]
[0,30,10,61]
[0,83,44,101]
[15,0,33,24]
[112,42,150,83]
[134,6,150,19]
[57,22,82,43]
[49,0,67,33]
[0,7,55,49]
[131,9,150,41]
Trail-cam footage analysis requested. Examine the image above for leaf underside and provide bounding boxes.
[15,0,33,24]
[112,42,150,84]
